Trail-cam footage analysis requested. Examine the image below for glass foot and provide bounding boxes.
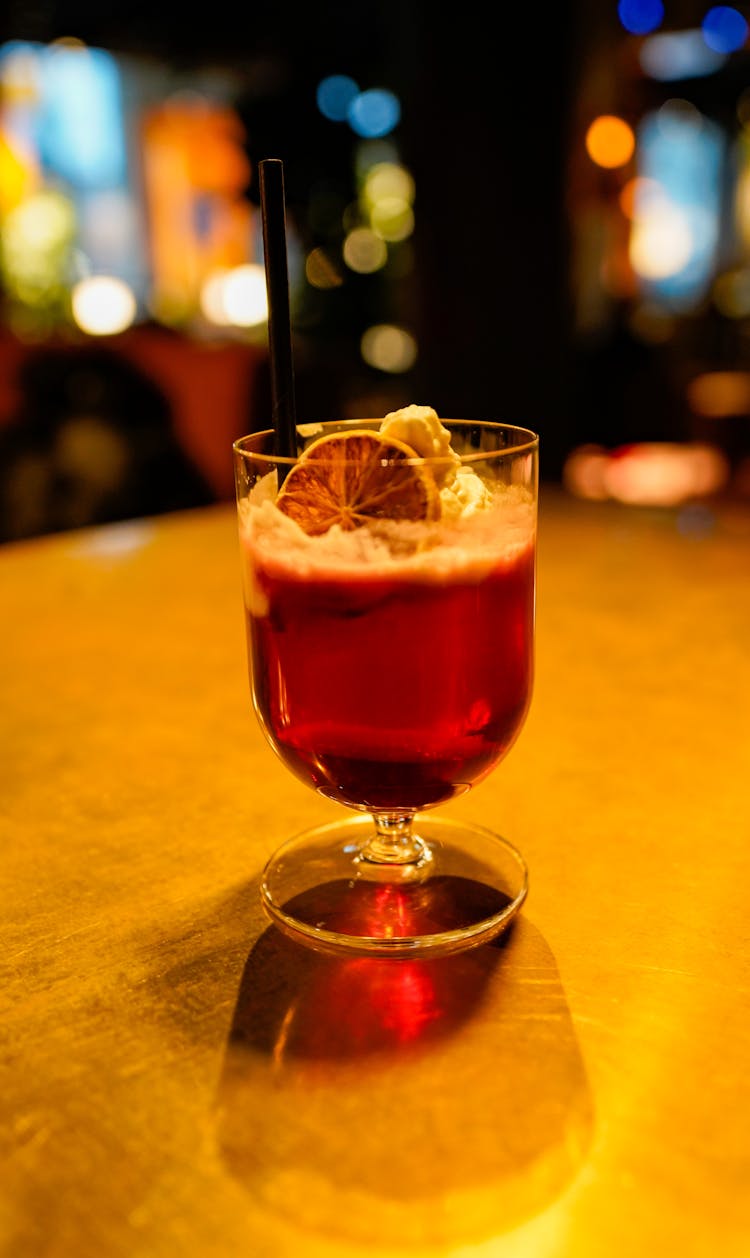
[260,814,529,958]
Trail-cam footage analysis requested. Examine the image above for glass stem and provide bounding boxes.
[360,812,424,865]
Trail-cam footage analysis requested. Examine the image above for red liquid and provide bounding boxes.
[244,540,535,811]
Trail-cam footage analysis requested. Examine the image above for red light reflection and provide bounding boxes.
[287,955,442,1054]
[283,874,513,941]
[229,878,513,1066]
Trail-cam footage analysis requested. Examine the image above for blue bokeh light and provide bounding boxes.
[636,104,724,309]
[34,44,127,189]
[617,0,665,36]
[701,6,748,53]
[347,89,401,139]
[316,74,359,122]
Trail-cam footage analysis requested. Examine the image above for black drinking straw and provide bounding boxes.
[259,158,298,468]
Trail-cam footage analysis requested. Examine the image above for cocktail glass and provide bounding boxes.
[233,419,538,958]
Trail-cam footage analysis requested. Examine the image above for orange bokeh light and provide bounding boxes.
[141,98,253,312]
[586,115,636,169]
[686,371,750,417]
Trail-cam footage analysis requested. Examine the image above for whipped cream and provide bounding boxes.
[381,405,460,485]
[381,404,492,516]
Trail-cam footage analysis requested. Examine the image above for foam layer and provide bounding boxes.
[239,471,535,616]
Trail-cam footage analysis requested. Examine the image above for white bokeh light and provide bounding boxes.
[629,198,693,279]
[221,264,268,327]
[200,268,232,325]
[200,264,268,327]
[360,324,417,373]
[70,275,137,335]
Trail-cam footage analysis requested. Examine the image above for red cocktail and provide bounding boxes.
[245,538,534,812]
[234,414,538,957]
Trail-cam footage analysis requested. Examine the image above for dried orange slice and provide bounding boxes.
[276,429,441,535]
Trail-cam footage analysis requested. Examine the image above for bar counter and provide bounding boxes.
[3,487,749,1257]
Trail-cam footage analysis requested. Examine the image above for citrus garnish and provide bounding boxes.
[276,429,441,536]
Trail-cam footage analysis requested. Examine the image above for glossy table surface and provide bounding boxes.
[2,488,749,1258]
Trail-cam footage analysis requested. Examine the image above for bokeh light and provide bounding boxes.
[360,324,417,373]
[2,187,74,255]
[316,74,359,122]
[1,188,76,306]
[563,442,729,505]
[199,263,267,326]
[618,0,664,36]
[369,196,414,242]
[200,267,231,324]
[585,115,636,168]
[359,160,415,244]
[305,246,344,290]
[686,370,750,416]
[220,263,267,326]
[639,29,727,79]
[342,227,387,273]
[0,131,38,213]
[604,443,729,504]
[701,6,748,54]
[629,196,693,278]
[37,41,127,189]
[361,161,415,207]
[630,102,723,307]
[348,88,401,139]
[70,274,137,334]
[562,444,611,500]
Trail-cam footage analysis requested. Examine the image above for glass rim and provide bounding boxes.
[233,418,539,467]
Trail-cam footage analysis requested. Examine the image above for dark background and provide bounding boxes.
[1,0,748,535]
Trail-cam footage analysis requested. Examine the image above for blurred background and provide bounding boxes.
[1,0,750,541]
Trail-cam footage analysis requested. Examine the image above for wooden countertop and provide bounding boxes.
[3,488,749,1257]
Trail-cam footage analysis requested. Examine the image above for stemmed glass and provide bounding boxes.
[233,418,538,958]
